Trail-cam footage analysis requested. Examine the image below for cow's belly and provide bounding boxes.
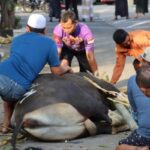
[22,103,91,141]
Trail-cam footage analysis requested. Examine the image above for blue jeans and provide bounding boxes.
[0,75,26,102]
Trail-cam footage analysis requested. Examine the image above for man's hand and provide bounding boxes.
[60,63,74,74]
[51,65,74,75]
[93,70,100,78]
[64,65,74,73]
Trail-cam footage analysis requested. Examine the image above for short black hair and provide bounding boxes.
[27,25,45,34]
[136,66,150,89]
[61,10,76,23]
[113,29,128,44]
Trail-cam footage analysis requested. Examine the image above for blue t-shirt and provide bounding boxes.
[0,32,60,90]
[128,75,150,138]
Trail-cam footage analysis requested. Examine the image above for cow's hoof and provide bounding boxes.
[111,124,129,134]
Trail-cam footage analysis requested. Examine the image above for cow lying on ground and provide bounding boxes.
[11,72,132,149]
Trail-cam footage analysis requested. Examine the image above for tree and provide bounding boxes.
[0,0,15,37]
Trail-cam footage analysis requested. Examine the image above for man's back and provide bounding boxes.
[0,32,60,90]
[128,75,150,138]
[111,29,150,84]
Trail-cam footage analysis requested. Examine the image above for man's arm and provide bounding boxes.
[52,25,63,58]
[127,76,137,112]
[110,53,126,84]
[86,50,99,75]
[82,24,99,77]
[127,76,138,122]
[52,34,62,58]
[48,39,72,75]
[50,65,73,75]
[57,47,62,58]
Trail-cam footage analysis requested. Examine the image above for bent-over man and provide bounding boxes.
[53,10,100,78]
[0,13,72,133]
[111,29,150,84]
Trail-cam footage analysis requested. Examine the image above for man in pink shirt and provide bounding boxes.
[53,10,99,77]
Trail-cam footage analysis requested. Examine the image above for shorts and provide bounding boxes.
[119,130,150,147]
[0,75,26,102]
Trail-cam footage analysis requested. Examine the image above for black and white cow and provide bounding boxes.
[11,72,129,149]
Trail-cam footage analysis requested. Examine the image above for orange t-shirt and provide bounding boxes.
[111,30,150,84]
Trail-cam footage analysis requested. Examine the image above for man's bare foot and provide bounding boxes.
[135,146,149,150]
[113,17,118,21]
[0,123,12,133]
[2,126,10,133]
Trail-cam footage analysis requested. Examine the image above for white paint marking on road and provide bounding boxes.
[127,20,150,29]
[113,20,126,24]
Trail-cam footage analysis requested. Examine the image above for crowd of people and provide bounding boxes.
[47,0,95,22]
[46,0,149,22]
[114,0,149,20]
[0,1,150,150]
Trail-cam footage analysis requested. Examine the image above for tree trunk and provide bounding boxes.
[0,0,15,37]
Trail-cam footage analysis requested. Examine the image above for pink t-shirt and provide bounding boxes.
[53,23,94,52]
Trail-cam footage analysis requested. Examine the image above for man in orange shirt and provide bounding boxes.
[111,29,150,84]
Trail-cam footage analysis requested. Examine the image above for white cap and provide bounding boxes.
[27,14,46,29]
[141,47,150,62]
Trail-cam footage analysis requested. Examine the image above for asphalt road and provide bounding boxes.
[13,4,150,88]
[0,3,150,150]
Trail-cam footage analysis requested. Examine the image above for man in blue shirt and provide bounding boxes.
[116,48,150,150]
[0,13,72,133]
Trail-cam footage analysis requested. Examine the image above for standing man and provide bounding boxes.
[65,0,79,20]
[81,0,94,22]
[114,0,129,20]
[0,13,72,133]
[111,29,150,84]
[53,10,100,77]
[134,0,149,18]
[48,0,61,22]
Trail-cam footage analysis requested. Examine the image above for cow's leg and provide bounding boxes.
[115,103,138,131]
[93,121,112,134]
[112,124,129,134]
[108,110,125,126]
[84,119,97,135]
[108,110,131,134]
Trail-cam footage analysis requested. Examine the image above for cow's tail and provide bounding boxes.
[11,121,23,150]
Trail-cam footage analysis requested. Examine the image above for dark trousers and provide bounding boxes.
[48,0,61,18]
[60,46,91,72]
[65,0,79,20]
